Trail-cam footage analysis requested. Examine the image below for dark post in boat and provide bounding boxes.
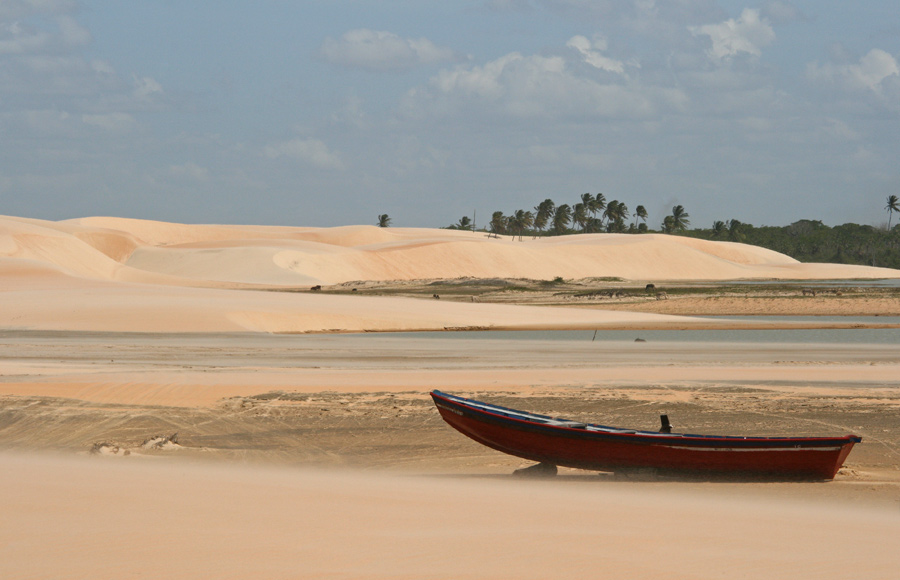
[431,391,861,480]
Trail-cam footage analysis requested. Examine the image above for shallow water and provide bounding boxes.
[2,316,900,349]
[387,316,900,345]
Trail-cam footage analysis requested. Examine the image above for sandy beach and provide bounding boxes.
[2,215,899,578]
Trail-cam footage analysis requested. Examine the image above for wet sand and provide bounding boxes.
[1,331,898,481]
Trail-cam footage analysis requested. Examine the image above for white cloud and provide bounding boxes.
[0,20,51,54]
[431,52,533,100]
[762,1,802,24]
[168,162,210,183]
[19,108,72,133]
[0,7,154,114]
[738,116,773,132]
[633,0,657,16]
[90,59,115,76]
[0,1,78,20]
[81,112,136,131]
[690,8,775,62]
[321,29,457,71]
[566,35,628,74]
[133,75,163,102]
[406,46,684,120]
[822,118,859,141]
[20,54,84,74]
[56,15,90,47]
[264,138,345,170]
[807,49,899,94]
[0,13,89,55]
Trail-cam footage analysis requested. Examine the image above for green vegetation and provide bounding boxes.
[685,219,900,269]
[442,194,900,269]
[539,276,566,286]
[446,215,474,231]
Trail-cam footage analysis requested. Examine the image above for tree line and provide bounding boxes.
[377,194,900,269]
[445,193,669,237]
[684,195,900,268]
[686,219,900,269]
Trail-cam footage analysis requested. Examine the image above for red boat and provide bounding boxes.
[431,391,861,480]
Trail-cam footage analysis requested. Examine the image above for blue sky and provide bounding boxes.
[1,1,898,229]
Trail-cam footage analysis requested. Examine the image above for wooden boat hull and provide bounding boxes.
[431,391,860,480]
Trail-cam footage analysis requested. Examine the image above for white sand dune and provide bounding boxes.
[6,214,897,286]
[2,214,898,333]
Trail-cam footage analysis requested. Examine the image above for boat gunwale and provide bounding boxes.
[431,390,861,449]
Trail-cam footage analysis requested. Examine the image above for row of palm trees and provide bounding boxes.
[479,195,692,239]
[468,193,673,238]
[381,196,896,244]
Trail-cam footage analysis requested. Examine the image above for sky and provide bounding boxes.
[1,1,898,229]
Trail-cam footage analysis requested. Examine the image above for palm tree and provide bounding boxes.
[669,205,690,232]
[507,212,520,238]
[519,209,534,240]
[533,199,555,236]
[617,202,629,230]
[552,204,572,234]
[601,200,628,232]
[509,209,534,241]
[661,215,676,234]
[581,193,599,222]
[602,201,616,227]
[594,193,607,223]
[584,217,603,233]
[573,203,589,232]
[887,195,900,229]
[604,200,629,233]
[377,214,391,228]
[575,193,604,232]
[455,216,473,231]
[727,219,745,242]
[489,211,508,236]
[633,205,648,229]
[712,220,726,239]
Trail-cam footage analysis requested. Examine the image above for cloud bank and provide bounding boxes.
[808,49,900,94]
[690,8,775,62]
[321,29,458,71]
[264,138,345,170]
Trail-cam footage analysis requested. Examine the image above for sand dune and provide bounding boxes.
[7,214,899,286]
[2,214,899,333]
[94,222,900,284]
